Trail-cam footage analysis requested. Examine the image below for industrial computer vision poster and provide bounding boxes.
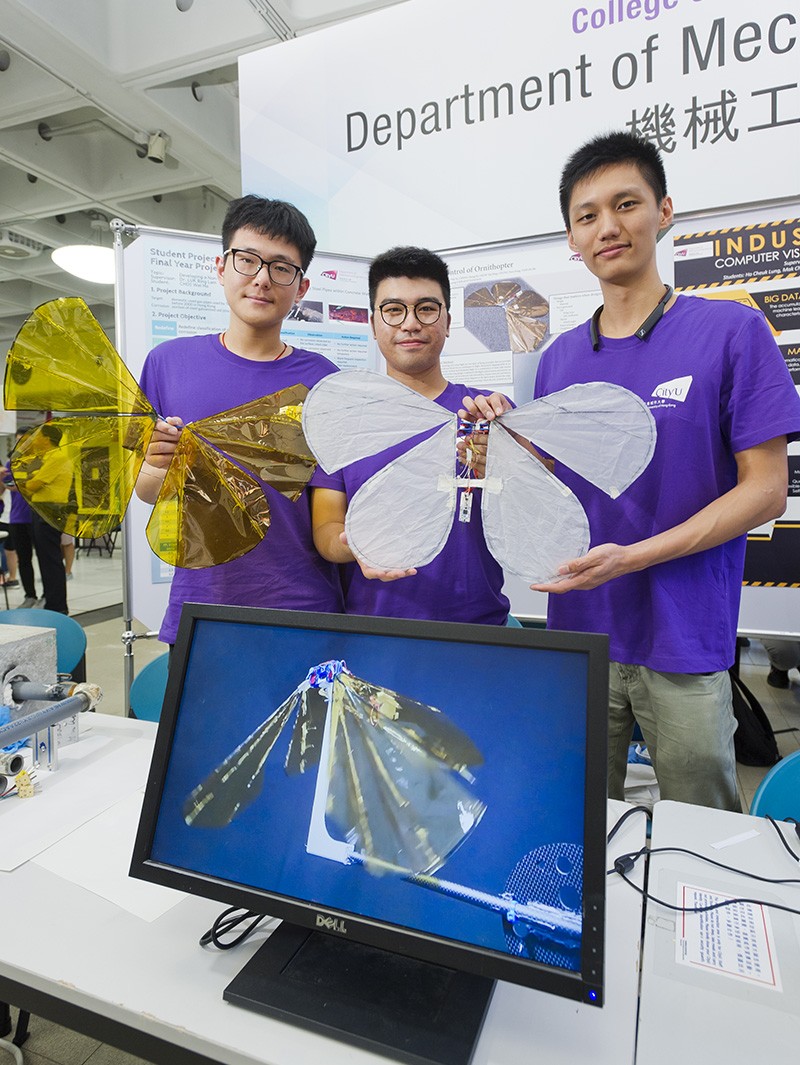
[674,217,800,594]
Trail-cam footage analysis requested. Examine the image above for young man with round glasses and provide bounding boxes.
[311,245,512,625]
[136,194,343,646]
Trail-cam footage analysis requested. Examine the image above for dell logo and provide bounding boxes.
[316,913,348,934]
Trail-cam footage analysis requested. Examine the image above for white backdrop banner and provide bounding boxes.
[240,0,799,255]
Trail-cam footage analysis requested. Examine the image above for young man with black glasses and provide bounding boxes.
[311,245,512,625]
[135,195,343,646]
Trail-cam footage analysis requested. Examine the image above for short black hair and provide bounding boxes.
[559,131,668,228]
[368,246,451,310]
[222,194,317,272]
[40,422,62,446]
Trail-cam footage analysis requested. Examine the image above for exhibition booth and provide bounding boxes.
[1,1,799,1064]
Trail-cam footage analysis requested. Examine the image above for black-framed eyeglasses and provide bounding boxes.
[378,299,443,327]
[223,248,303,286]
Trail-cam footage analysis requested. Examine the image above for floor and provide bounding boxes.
[2,552,799,1064]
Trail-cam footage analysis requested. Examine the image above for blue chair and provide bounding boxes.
[129,652,169,722]
[749,749,800,821]
[0,608,87,681]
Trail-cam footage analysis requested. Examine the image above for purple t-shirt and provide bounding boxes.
[139,334,344,643]
[534,295,800,672]
[8,489,32,524]
[327,382,510,625]
[0,468,31,526]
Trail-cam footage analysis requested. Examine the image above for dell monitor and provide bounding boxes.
[131,605,608,1065]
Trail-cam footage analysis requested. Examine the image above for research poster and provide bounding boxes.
[141,235,230,351]
[673,210,800,636]
[284,252,371,370]
[440,237,602,403]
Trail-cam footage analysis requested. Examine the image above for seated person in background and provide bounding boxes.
[311,246,512,625]
[761,638,800,689]
[135,194,343,646]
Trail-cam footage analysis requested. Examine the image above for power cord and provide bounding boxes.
[765,815,800,864]
[607,803,652,845]
[609,816,800,918]
[199,906,276,950]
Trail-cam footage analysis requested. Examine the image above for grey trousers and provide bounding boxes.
[607,662,741,812]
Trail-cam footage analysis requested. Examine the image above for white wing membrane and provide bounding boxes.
[482,424,590,583]
[303,372,656,582]
[302,369,450,473]
[499,382,656,498]
[345,423,458,571]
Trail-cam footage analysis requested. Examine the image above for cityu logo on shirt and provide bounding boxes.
[652,376,693,402]
[321,269,338,280]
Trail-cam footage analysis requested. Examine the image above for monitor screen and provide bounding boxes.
[131,606,608,1058]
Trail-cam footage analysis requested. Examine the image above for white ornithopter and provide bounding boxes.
[302,369,656,583]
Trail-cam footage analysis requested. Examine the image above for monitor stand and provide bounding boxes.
[224,921,495,1065]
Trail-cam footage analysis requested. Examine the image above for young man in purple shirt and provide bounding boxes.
[136,196,343,645]
[471,131,800,811]
[311,246,511,625]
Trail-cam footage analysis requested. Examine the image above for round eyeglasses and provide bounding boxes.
[223,249,303,286]
[378,300,444,327]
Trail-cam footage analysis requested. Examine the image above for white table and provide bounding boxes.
[0,716,646,1065]
[637,800,800,1064]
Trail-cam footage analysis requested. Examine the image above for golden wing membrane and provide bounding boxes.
[3,297,316,568]
[145,430,272,569]
[10,415,155,538]
[191,388,314,502]
[149,385,312,568]
[4,296,151,415]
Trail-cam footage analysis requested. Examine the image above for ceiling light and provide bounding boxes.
[51,245,115,284]
[0,229,44,260]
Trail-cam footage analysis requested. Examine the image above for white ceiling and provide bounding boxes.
[0,0,403,347]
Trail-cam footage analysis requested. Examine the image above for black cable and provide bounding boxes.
[766,815,800,864]
[608,825,800,918]
[610,843,800,886]
[606,803,651,845]
[199,906,272,950]
[613,860,800,919]
[651,843,800,885]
